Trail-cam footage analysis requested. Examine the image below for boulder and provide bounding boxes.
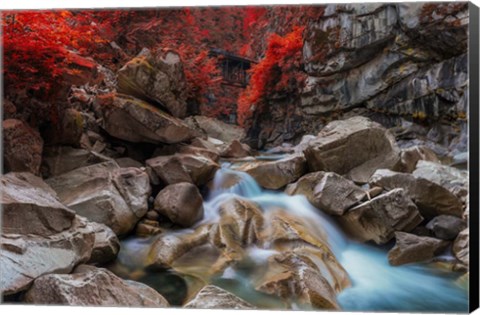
[425,215,466,240]
[95,93,194,144]
[237,155,306,190]
[47,161,151,236]
[396,145,440,173]
[42,146,111,177]
[87,222,120,265]
[304,117,400,183]
[388,232,449,266]
[413,160,469,199]
[338,188,423,244]
[146,153,219,186]
[1,172,75,236]
[118,48,188,118]
[43,108,84,146]
[369,169,463,218]
[178,145,220,162]
[285,171,366,215]
[3,119,43,175]
[154,183,204,227]
[185,115,245,144]
[185,285,254,309]
[1,216,95,295]
[453,228,469,266]
[255,252,340,309]
[24,265,169,307]
[220,140,251,158]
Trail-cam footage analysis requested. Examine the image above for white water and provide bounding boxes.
[116,163,468,311]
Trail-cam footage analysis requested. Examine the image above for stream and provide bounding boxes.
[108,162,468,312]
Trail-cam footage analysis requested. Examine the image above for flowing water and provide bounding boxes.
[109,163,468,312]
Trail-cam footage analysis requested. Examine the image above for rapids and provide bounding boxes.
[109,163,468,312]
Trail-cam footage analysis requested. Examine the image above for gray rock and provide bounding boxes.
[453,228,469,266]
[87,222,120,265]
[388,232,449,266]
[24,265,169,307]
[185,285,254,309]
[338,188,423,244]
[285,171,366,215]
[184,115,245,144]
[425,215,466,240]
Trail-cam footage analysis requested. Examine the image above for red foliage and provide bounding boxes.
[2,11,100,97]
[237,26,306,126]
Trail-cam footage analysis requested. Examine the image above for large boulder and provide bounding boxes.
[185,285,254,309]
[453,228,469,267]
[425,215,466,240]
[47,161,151,236]
[396,145,440,173]
[24,265,169,307]
[220,140,251,158]
[94,93,194,144]
[1,172,75,236]
[154,183,204,227]
[285,171,366,215]
[304,117,400,183]
[338,188,423,244]
[237,155,306,190]
[413,160,469,199]
[118,48,187,118]
[3,119,43,175]
[185,115,245,144]
[388,232,449,266]
[1,216,95,295]
[146,153,219,186]
[369,169,463,218]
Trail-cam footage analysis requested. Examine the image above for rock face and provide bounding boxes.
[304,117,400,183]
[185,115,245,144]
[388,232,449,266]
[338,188,423,244]
[425,215,467,240]
[237,155,306,189]
[285,171,366,215]
[1,216,95,295]
[1,172,75,236]
[185,285,254,309]
[95,93,193,144]
[24,265,169,307]
[146,153,219,186]
[3,119,43,175]
[118,48,188,118]
[453,228,469,266]
[154,183,204,227]
[369,169,463,218]
[47,161,151,236]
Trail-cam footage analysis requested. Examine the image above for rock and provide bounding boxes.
[94,93,194,144]
[453,228,469,266]
[115,157,144,168]
[145,210,160,221]
[1,172,75,236]
[3,119,43,175]
[118,48,188,118]
[43,108,84,146]
[1,216,95,295]
[47,162,151,236]
[255,252,340,309]
[413,160,469,199]
[63,50,103,86]
[369,169,463,218]
[220,140,251,158]
[24,265,169,307]
[338,188,423,244]
[178,145,220,162]
[185,115,245,144]
[397,145,440,173]
[237,155,306,189]
[425,215,466,240]
[135,221,163,237]
[285,171,366,215]
[388,232,449,266]
[42,146,111,177]
[87,222,120,265]
[185,285,254,309]
[154,183,204,227]
[146,153,219,186]
[304,117,400,183]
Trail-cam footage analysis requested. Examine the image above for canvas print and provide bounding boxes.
[0,2,477,313]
